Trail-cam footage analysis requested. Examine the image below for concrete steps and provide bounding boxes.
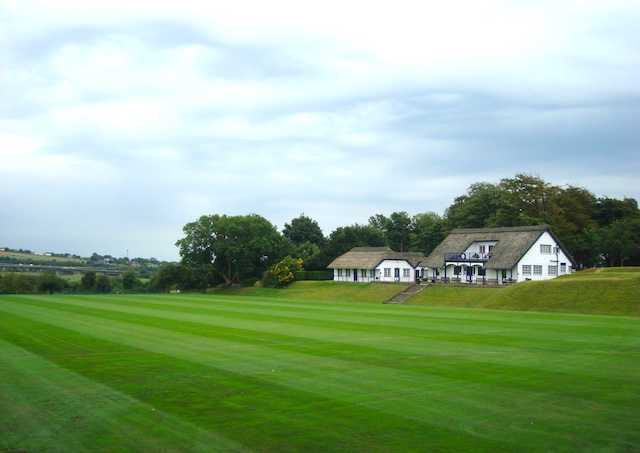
[383,283,428,304]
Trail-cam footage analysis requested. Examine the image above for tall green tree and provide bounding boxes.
[149,263,182,292]
[444,182,503,229]
[493,174,560,227]
[0,272,36,294]
[551,186,598,267]
[369,211,412,252]
[283,214,325,246]
[594,197,640,225]
[443,173,640,269]
[37,270,67,294]
[295,241,322,270]
[316,224,385,268]
[596,218,640,267]
[410,212,447,255]
[81,271,97,292]
[94,274,113,293]
[176,214,287,286]
[121,270,142,292]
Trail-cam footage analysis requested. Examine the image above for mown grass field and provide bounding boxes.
[1,289,639,452]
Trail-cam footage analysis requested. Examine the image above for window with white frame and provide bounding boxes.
[337,269,343,277]
[384,268,391,277]
[403,268,410,278]
[479,245,486,253]
[346,269,351,277]
[548,265,557,276]
[533,265,543,276]
[540,244,552,254]
[361,269,367,277]
[560,263,567,273]
[522,265,532,275]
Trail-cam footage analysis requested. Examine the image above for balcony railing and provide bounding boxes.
[444,252,492,262]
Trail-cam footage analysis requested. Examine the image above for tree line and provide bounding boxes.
[2,173,637,293]
[172,173,639,290]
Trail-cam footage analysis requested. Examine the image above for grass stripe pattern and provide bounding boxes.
[1,294,639,452]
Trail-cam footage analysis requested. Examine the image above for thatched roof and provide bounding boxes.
[327,247,426,269]
[422,225,574,270]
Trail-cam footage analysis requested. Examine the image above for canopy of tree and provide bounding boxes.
[175,214,288,286]
[169,174,638,291]
[3,175,637,294]
[443,174,640,267]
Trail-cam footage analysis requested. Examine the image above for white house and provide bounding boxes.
[327,247,426,283]
[421,225,575,284]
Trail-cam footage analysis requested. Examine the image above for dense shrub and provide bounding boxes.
[294,270,331,281]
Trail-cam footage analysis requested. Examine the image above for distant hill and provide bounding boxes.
[0,248,166,265]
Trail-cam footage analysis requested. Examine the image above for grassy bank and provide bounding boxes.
[407,267,640,316]
[216,267,640,317]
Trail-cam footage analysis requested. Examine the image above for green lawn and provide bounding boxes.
[1,293,639,452]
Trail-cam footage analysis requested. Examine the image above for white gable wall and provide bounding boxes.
[516,231,573,282]
[375,259,415,283]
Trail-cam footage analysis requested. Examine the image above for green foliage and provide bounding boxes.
[0,272,36,294]
[595,196,640,224]
[265,256,303,287]
[592,218,640,267]
[294,270,330,281]
[81,271,97,291]
[409,212,447,255]
[369,211,412,252]
[36,270,67,294]
[176,214,287,286]
[121,270,141,291]
[443,174,640,268]
[148,261,226,293]
[444,182,503,228]
[94,274,113,293]
[294,241,322,270]
[316,224,385,268]
[283,213,325,246]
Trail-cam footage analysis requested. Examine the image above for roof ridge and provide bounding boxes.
[451,224,548,234]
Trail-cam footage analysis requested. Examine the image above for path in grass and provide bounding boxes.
[1,294,639,452]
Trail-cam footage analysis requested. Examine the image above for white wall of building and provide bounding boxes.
[462,241,498,260]
[332,268,379,282]
[375,259,415,283]
[516,231,573,282]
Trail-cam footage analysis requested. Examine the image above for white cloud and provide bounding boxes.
[1,0,638,260]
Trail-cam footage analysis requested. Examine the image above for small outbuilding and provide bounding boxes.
[327,247,426,283]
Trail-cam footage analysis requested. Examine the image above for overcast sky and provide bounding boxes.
[2,0,639,261]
